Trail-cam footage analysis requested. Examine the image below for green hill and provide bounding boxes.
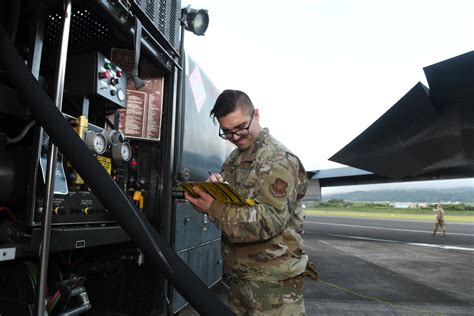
[323,187,474,203]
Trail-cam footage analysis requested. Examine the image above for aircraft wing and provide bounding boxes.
[329,51,474,180]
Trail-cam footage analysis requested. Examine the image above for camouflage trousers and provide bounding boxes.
[228,274,305,316]
[433,219,447,235]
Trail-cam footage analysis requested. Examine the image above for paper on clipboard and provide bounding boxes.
[180,181,252,206]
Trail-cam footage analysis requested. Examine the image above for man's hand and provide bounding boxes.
[184,186,215,214]
[207,172,224,183]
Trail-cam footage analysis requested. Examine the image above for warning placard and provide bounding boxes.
[111,49,163,141]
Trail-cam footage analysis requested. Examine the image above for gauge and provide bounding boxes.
[85,131,107,155]
[112,142,132,162]
[121,142,132,161]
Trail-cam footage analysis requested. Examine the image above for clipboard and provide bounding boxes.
[179,181,255,206]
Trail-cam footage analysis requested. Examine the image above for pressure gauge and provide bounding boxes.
[85,131,107,155]
[112,142,132,162]
[121,142,132,161]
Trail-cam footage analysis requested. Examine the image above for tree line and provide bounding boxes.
[322,188,474,203]
[308,199,474,212]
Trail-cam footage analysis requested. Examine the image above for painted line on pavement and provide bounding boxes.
[304,220,474,237]
[323,234,474,251]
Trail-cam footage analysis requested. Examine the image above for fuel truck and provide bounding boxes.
[0,0,234,315]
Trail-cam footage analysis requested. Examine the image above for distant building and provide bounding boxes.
[390,202,417,209]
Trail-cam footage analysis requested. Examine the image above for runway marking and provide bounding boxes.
[317,280,436,315]
[324,234,474,251]
[304,220,474,237]
[408,242,474,251]
[306,241,448,313]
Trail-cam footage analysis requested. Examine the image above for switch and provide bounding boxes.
[117,88,125,102]
[99,71,111,79]
[53,206,66,215]
[82,207,96,215]
[130,159,138,171]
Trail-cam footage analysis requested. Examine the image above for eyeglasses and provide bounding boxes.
[218,111,255,139]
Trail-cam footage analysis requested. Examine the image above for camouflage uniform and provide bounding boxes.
[207,128,308,315]
[433,206,447,236]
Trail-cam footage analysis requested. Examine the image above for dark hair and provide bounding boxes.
[210,89,254,122]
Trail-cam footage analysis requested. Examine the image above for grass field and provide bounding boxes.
[306,209,474,223]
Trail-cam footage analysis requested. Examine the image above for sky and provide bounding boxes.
[181,0,474,193]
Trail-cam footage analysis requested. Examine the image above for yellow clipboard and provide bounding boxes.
[180,181,255,206]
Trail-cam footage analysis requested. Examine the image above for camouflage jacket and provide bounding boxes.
[207,128,308,281]
[434,208,445,221]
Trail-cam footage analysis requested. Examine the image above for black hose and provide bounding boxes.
[7,120,35,144]
[0,25,233,316]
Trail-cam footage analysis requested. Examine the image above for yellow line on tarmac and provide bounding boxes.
[319,280,441,315]
[305,210,474,223]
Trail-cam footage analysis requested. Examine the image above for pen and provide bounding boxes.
[208,171,221,182]
[208,171,255,206]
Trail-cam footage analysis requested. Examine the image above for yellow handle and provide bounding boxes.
[133,191,144,209]
[245,198,255,206]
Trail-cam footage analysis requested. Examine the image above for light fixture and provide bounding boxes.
[181,6,209,36]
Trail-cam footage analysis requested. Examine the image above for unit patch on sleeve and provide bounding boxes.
[270,178,288,197]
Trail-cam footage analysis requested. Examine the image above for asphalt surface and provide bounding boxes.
[179,215,474,315]
[303,215,474,315]
[305,215,474,247]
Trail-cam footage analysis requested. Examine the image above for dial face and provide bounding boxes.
[121,143,132,161]
[94,134,107,154]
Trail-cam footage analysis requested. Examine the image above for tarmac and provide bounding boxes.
[177,217,474,315]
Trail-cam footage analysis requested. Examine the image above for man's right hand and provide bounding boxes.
[207,173,224,183]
